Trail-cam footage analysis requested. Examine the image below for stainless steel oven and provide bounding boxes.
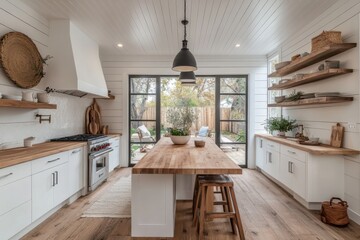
[89,148,112,191]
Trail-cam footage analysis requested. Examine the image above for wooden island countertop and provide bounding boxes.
[0,142,87,169]
[132,137,242,174]
[256,133,360,155]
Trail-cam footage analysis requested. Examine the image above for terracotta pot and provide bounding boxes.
[170,135,191,145]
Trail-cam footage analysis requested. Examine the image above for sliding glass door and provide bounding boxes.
[216,76,248,167]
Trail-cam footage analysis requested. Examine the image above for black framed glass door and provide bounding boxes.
[215,76,248,167]
[129,76,160,165]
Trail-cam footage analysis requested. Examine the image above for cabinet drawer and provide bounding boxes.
[0,201,31,240]
[281,145,306,162]
[0,176,31,216]
[32,151,68,174]
[265,140,280,152]
[109,137,120,145]
[0,162,31,187]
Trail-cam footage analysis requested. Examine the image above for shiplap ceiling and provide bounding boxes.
[21,0,338,56]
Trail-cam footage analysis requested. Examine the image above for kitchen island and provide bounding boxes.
[131,137,242,237]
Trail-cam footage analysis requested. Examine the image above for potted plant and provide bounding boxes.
[166,98,197,145]
[264,117,297,137]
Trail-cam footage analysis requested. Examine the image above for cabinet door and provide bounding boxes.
[255,138,265,169]
[109,138,120,171]
[68,148,84,195]
[265,149,280,180]
[279,154,292,189]
[53,163,70,206]
[291,158,306,199]
[32,168,54,221]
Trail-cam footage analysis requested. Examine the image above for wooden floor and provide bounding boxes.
[22,168,360,240]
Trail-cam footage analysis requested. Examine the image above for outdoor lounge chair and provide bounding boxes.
[195,126,211,137]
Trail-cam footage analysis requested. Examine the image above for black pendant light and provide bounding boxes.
[179,71,196,85]
[172,0,197,72]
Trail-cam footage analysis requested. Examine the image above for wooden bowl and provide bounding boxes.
[194,140,205,147]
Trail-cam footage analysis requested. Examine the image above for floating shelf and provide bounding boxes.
[96,93,115,100]
[0,99,57,109]
[268,68,353,90]
[268,96,353,107]
[268,43,357,77]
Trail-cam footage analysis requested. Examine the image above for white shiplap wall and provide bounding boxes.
[99,55,267,168]
[271,0,360,224]
[0,0,91,148]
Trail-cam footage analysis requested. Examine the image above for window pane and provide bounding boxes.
[130,121,156,143]
[220,95,246,120]
[220,121,246,143]
[130,77,156,93]
[220,78,246,94]
[130,143,155,164]
[221,144,246,165]
[130,95,156,120]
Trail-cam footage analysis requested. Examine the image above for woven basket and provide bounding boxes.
[311,31,342,53]
[0,32,43,89]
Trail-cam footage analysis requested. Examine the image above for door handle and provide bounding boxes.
[47,158,60,163]
[0,172,13,180]
[51,172,56,186]
[55,171,59,185]
[71,149,81,154]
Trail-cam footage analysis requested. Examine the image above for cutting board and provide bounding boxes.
[330,123,344,148]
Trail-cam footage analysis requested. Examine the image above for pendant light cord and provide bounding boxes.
[184,0,187,41]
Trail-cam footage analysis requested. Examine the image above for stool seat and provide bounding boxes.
[193,174,245,240]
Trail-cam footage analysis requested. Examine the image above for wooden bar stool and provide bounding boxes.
[193,175,245,240]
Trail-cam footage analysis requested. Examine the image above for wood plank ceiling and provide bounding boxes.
[21,0,338,56]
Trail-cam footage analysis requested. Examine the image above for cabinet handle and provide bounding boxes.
[71,149,81,154]
[0,172,13,179]
[287,150,296,155]
[51,173,56,186]
[269,144,274,147]
[291,162,294,173]
[260,139,263,148]
[47,158,60,163]
[55,171,59,185]
[288,161,291,173]
[268,152,272,163]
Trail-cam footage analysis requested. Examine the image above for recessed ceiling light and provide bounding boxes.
[117,43,123,48]
[235,44,241,48]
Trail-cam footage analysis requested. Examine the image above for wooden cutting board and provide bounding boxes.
[85,106,91,134]
[330,123,344,148]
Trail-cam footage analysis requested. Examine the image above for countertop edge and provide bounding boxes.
[255,134,360,155]
[0,142,87,169]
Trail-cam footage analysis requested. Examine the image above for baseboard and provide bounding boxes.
[348,208,360,225]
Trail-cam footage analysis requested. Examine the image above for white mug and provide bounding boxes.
[22,91,35,102]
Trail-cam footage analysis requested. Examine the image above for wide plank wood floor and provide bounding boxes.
[22,167,360,240]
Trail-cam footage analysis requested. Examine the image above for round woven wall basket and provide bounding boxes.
[0,32,43,89]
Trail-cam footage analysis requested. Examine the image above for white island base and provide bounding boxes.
[131,174,195,237]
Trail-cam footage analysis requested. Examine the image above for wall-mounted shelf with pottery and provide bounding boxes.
[268,43,356,78]
[268,96,353,107]
[0,99,57,109]
[268,68,353,90]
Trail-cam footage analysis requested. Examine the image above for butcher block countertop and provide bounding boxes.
[132,137,242,174]
[0,142,87,169]
[256,134,360,155]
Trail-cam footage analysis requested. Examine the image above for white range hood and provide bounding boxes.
[47,20,108,98]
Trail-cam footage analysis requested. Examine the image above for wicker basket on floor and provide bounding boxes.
[311,31,342,53]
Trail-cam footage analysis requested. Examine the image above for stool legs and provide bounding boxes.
[225,186,236,234]
[230,186,245,240]
[199,185,207,240]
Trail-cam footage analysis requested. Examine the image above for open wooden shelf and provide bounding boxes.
[0,99,57,109]
[268,68,353,90]
[268,43,357,77]
[268,96,353,107]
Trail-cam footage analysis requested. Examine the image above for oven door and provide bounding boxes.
[89,148,112,191]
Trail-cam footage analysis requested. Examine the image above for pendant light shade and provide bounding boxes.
[179,71,196,83]
[172,0,197,72]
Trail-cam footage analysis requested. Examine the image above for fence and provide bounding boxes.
[140,107,244,134]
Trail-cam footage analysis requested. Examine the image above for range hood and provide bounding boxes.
[46,20,108,98]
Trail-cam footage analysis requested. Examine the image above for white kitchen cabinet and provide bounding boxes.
[68,147,85,196]
[255,137,265,168]
[256,135,344,209]
[0,162,32,240]
[32,157,69,221]
[109,137,120,172]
